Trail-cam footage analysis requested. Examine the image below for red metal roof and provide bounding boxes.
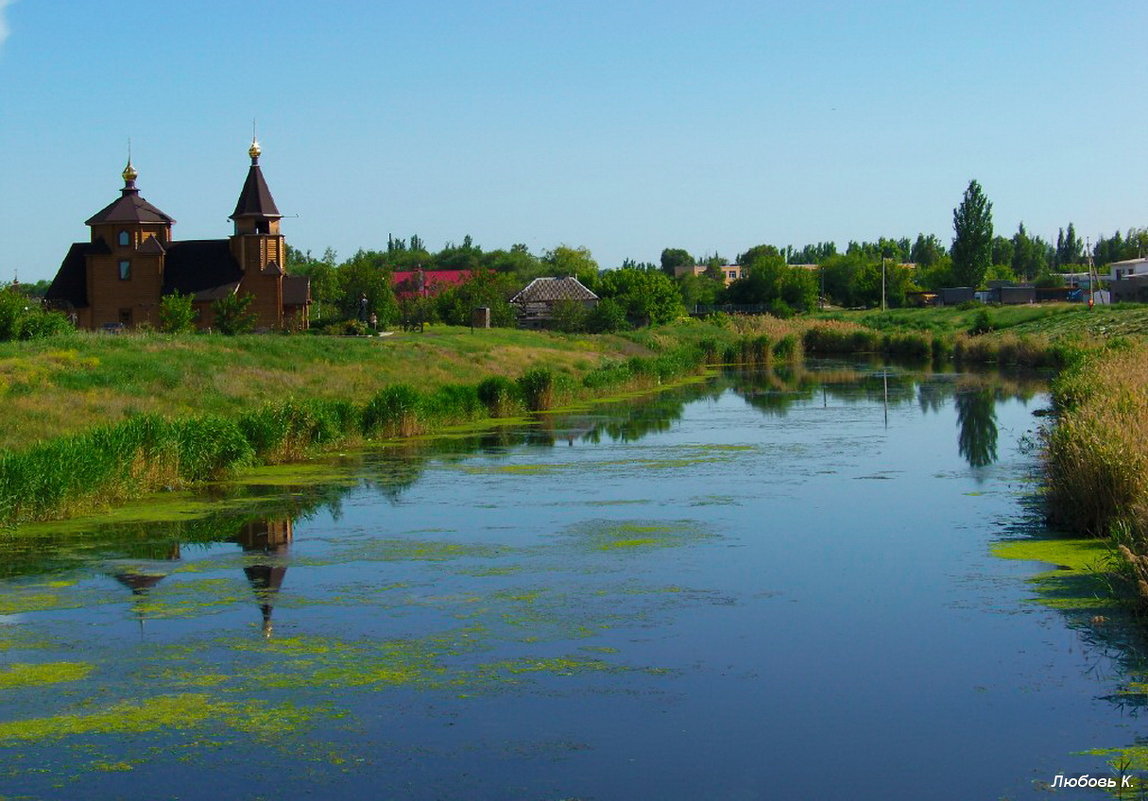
[392,269,472,298]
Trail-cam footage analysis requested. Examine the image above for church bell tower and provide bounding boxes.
[229,139,285,327]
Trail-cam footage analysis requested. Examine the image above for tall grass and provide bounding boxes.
[517,368,556,411]
[0,342,718,525]
[362,384,425,437]
[476,376,520,417]
[1045,348,1148,540]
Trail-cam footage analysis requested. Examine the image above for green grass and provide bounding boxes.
[813,304,1087,336]
[0,329,731,525]
[0,327,659,451]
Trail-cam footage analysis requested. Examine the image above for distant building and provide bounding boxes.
[1105,258,1148,282]
[46,141,310,331]
[1110,274,1148,303]
[510,277,598,328]
[938,287,976,306]
[672,264,745,286]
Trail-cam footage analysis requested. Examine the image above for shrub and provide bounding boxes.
[362,384,424,437]
[968,309,994,336]
[517,368,555,411]
[586,298,629,333]
[211,293,257,335]
[422,384,484,424]
[476,376,520,417]
[773,334,802,363]
[159,291,198,333]
[881,332,931,361]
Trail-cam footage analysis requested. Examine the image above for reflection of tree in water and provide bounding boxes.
[955,385,999,468]
[917,379,953,415]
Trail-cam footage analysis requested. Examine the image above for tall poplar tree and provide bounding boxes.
[951,179,993,287]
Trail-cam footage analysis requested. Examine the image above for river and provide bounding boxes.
[0,361,1144,800]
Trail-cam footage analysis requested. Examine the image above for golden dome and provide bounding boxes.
[122,160,138,183]
[249,138,262,160]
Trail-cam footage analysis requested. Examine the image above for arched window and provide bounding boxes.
[119,260,131,281]
[118,230,130,247]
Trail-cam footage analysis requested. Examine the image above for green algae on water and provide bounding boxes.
[0,662,92,690]
[0,693,320,743]
[562,519,715,552]
[992,537,1111,572]
[993,536,1118,612]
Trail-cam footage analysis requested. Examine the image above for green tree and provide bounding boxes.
[434,235,483,272]
[596,266,683,326]
[984,263,1017,283]
[659,248,694,276]
[789,242,837,264]
[990,236,1014,270]
[336,250,398,326]
[0,286,72,340]
[910,234,945,267]
[916,255,955,291]
[951,179,993,287]
[726,248,817,314]
[1011,223,1049,281]
[159,290,197,333]
[586,297,628,333]
[550,298,589,333]
[484,244,542,279]
[433,268,517,327]
[543,246,600,290]
[676,271,724,309]
[1055,223,1083,267]
[211,292,257,335]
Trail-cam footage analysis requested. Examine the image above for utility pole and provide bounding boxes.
[881,257,888,311]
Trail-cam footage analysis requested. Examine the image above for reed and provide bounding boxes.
[772,333,802,363]
[238,399,357,463]
[1044,348,1148,543]
[517,368,556,411]
[362,384,425,437]
[476,376,521,417]
[802,323,881,354]
[880,331,932,362]
[421,384,485,426]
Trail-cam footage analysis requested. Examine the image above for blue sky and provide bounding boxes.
[2,0,1146,281]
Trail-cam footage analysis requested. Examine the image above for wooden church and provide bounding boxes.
[46,141,310,331]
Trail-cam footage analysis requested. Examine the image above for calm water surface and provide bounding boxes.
[1,362,1144,800]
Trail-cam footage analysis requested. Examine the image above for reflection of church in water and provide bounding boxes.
[112,516,293,637]
[237,517,293,637]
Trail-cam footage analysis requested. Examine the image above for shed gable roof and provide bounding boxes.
[511,277,598,304]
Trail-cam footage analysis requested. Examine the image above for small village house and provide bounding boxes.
[510,277,598,329]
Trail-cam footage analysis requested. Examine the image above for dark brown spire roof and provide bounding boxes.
[85,176,175,227]
[230,152,281,221]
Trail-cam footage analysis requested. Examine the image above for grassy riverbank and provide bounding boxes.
[1044,345,1148,602]
[0,305,1139,528]
[0,327,657,451]
[0,322,753,525]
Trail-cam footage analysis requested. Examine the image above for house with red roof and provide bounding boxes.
[392,269,472,299]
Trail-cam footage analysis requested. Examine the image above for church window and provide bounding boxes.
[119,260,131,280]
[118,230,130,247]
